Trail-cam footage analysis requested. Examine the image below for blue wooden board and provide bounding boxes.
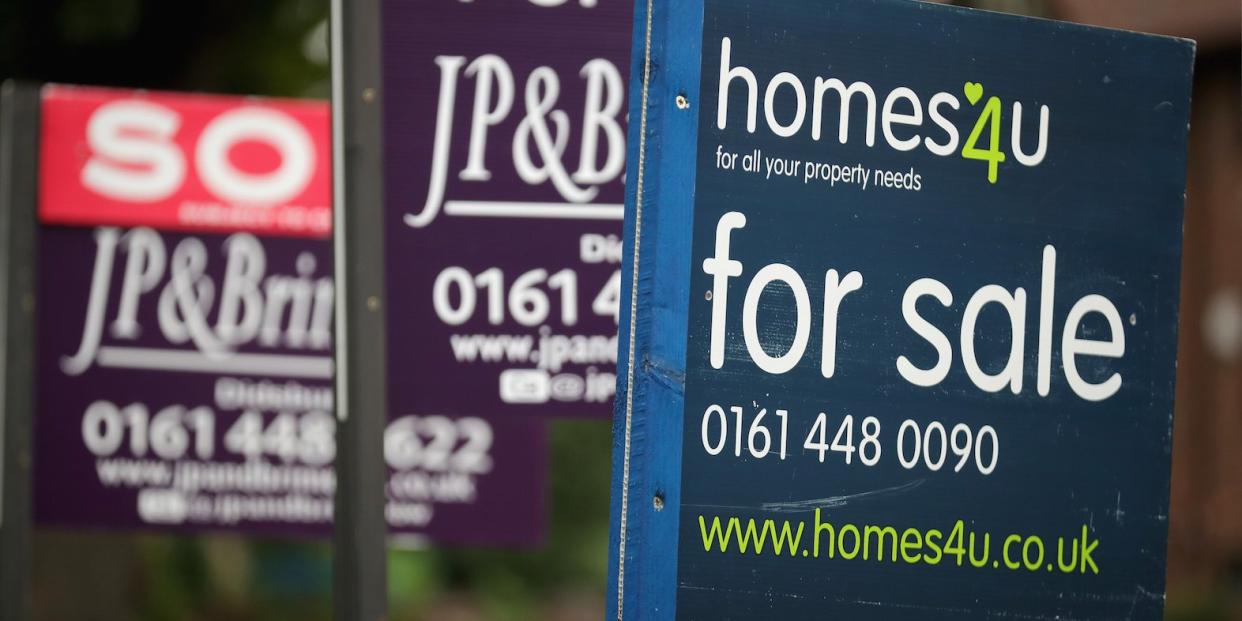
[610,1,1194,619]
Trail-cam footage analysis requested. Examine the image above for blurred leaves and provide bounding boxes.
[0,0,329,98]
[55,0,141,44]
[33,418,611,621]
[389,420,612,621]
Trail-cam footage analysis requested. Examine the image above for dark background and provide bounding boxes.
[681,0,1188,618]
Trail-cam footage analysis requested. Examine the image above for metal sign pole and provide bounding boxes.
[0,81,39,621]
[329,0,389,620]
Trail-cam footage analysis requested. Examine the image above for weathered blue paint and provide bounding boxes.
[608,0,706,618]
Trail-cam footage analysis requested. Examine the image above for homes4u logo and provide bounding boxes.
[715,37,1050,184]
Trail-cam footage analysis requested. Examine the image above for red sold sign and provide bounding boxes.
[39,85,331,238]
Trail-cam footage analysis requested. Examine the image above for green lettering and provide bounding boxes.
[1004,534,1023,570]
[699,515,729,553]
[839,524,861,560]
[944,520,967,566]
[962,95,1007,183]
[924,529,944,565]
[1057,536,1078,573]
[864,525,899,562]
[1080,525,1100,574]
[900,528,923,564]
[813,509,836,559]
[968,532,991,568]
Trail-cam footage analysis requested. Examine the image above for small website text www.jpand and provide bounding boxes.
[698,509,1100,574]
[449,333,617,368]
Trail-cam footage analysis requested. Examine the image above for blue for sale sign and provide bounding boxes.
[608,1,1194,619]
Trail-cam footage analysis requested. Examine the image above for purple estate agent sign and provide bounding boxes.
[34,227,546,544]
[32,87,546,545]
[382,0,633,418]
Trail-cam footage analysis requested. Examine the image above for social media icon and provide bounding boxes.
[137,489,188,524]
[499,369,550,404]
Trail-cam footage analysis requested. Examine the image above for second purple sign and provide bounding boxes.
[381,0,633,419]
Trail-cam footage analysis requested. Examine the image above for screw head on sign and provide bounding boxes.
[653,494,665,511]
[675,94,689,110]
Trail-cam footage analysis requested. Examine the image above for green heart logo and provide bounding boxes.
[964,81,984,105]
